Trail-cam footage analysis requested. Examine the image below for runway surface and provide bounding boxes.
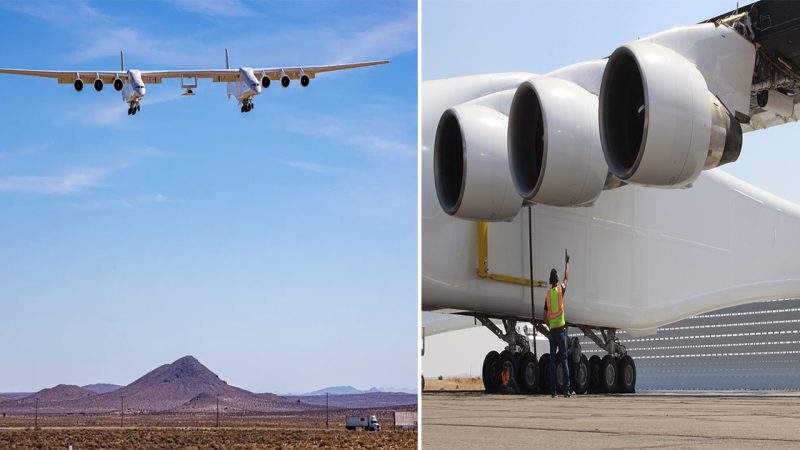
[422,391,800,449]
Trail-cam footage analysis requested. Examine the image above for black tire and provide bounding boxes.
[482,351,500,393]
[617,355,636,393]
[538,353,551,394]
[588,355,601,393]
[516,352,538,394]
[572,354,590,395]
[600,355,618,393]
[496,350,516,389]
[554,358,567,394]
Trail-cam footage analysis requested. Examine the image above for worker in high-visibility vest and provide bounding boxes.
[544,249,570,397]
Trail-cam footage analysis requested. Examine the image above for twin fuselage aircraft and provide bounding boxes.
[0,50,387,115]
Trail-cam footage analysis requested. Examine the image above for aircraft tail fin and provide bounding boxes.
[225,49,230,70]
[120,51,125,71]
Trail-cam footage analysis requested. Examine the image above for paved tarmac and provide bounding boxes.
[422,391,800,449]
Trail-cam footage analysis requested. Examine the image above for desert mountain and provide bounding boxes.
[0,356,414,415]
[0,356,318,414]
[305,385,416,395]
[16,384,95,404]
[290,392,417,409]
[306,386,364,396]
[82,383,122,394]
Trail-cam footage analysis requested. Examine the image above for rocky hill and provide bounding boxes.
[15,384,95,404]
[0,356,318,414]
[82,383,122,394]
[289,392,417,409]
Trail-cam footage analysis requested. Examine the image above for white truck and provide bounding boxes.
[345,415,381,431]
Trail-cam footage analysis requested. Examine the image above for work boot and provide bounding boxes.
[562,393,571,398]
[551,393,556,398]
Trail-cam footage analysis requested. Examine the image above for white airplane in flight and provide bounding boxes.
[423,1,800,395]
[0,50,388,115]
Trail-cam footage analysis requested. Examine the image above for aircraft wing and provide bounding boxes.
[0,69,124,84]
[139,60,389,83]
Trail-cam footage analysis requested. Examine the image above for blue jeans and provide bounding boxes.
[548,326,570,395]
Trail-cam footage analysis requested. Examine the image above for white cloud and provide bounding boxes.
[281,96,416,159]
[0,167,117,194]
[55,92,189,128]
[0,146,162,194]
[279,160,340,173]
[328,11,418,63]
[171,0,255,17]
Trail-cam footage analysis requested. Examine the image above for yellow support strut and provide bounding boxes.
[476,221,548,288]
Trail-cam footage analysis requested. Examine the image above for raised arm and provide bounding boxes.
[564,249,570,288]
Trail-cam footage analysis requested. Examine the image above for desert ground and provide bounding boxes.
[422,376,483,391]
[0,410,417,449]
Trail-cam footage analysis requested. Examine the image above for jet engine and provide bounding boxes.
[599,42,742,187]
[93,79,103,92]
[507,77,609,206]
[73,79,83,92]
[281,75,290,87]
[113,79,123,91]
[261,76,270,88]
[434,103,522,221]
[300,74,310,87]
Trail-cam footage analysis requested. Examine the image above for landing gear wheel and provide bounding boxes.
[495,350,516,389]
[516,352,538,394]
[600,355,618,393]
[241,105,246,113]
[482,351,500,393]
[617,355,636,393]
[554,358,568,394]
[572,354,590,395]
[588,355,601,393]
[538,353,551,394]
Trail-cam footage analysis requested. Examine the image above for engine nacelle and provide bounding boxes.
[94,79,103,92]
[73,79,84,92]
[434,104,522,221]
[599,42,742,187]
[281,75,290,88]
[300,74,310,87]
[261,76,270,88]
[113,79,123,91]
[507,77,608,206]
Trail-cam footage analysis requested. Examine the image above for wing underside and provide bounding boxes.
[0,60,389,85]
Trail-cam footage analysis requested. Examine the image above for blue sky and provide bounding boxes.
[422,0,800,376]
[0,0,417,393]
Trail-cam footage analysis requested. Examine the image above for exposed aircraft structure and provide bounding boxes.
[422,1,800,395]
[0,50,387,115]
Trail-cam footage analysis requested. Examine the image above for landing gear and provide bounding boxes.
[516,352,538,394]
[588,355,601,393]
[127,103,141,115]
[240,101,255,113]
[581,327,637,394]
[571,354,590,395]
[600,355,618,393]
[538,353,551,394]
[617,355,637,393]
[476,319,637,395]
[481,350,500,393]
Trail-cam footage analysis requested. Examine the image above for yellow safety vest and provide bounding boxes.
[546,285,565,329]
